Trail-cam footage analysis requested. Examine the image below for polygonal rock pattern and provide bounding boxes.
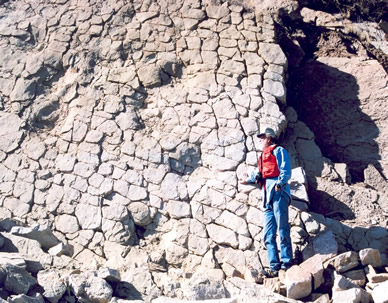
[0,0,387,302]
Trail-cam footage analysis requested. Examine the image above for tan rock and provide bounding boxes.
[299,254,326,290]
[359,248,381,267]
[285,265,312,299]
[329,251,359,273]
[367,273,388,284]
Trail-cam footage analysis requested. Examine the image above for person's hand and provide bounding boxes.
[239,173,248,184]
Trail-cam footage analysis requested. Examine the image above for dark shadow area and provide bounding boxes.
[309,187,356,220]
[288,61,380,183]
[275,9,381,183]
[0,218,19,232]
[0,235,19,253]
[169,143,202,176]
[274,7,383,219]
[114,281,143,300]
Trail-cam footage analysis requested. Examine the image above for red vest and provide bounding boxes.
[258,145,280,178]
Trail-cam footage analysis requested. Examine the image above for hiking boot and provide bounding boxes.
[281,263,292,271]
[261,268,279,278]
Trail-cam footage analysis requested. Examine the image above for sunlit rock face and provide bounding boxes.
[0,0,388,302]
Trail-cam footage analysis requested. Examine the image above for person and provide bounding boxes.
[240,127,293,278]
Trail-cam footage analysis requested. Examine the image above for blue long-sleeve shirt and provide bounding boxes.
[246,146,292,206]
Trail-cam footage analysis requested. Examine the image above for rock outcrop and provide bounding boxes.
[0,0,387,302]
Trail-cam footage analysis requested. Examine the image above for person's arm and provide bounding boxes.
[274,146,291,189]
[239,167,260,184]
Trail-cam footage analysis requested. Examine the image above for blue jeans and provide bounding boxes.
[264,190,292,270]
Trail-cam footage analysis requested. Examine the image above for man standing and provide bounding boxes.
[240,128,293,278]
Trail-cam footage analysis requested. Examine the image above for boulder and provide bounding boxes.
[372,280,388,303]
[2,263,37,295]
[285,265,312,299]
[299,254,328,290]
[137,64,161,87]
[359,248,381,267]
[37,270,67,303]
[181,268,227,300]
[1,233,52,272]
[10,225,60,251]
[69,272,113,303]
[329,251,359,273]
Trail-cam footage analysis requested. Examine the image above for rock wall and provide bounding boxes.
[0,0,387,302]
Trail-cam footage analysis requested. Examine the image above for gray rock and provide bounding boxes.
[10,224,60,250]
[206,5,230,19]
[55,214,80,234]
[285,265,312,300]
[161,173,188,201]
[55,154,76,173]
[128,202,152,225]
[37,270,66,303]
[137,64,161,88]
[7,294,44,303]
[10,78,37,101]
[0,113,24,153]
[206,224,238,248]
[119,268,162,301]
[0,252,26,268]
[1,233,51,273]
[75,204,102,230]
[69,272,113,303]
[181,269,226,300]
[165,200,191,219]
[2,263,37,295]
[332,288,362,303]
[312,230,338,257]
[215,210,249,236]
[332,272,371,303]
[48,242,70,257]
[97,267,120,283]
[263,79,287,104]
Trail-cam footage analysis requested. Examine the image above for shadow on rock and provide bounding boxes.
[114,281,143,301]
[288,61,380,183]
[309,189,356,220]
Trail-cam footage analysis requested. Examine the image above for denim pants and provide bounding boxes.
[264,190,292,270]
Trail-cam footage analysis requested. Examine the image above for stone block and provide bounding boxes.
[372,280,388,303]
[312,230,338,257]
[329,251,359,273]
[332,288,362,303]
[343,269,366,287]
[367,273,388,284]
[359,248,381,267]
[285,265,312,299]
[300,254,326,290]
[10,224,60,251]
[333,272,372,303]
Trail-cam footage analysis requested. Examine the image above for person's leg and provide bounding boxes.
[273,191,293,267]
[264,203,281,271]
